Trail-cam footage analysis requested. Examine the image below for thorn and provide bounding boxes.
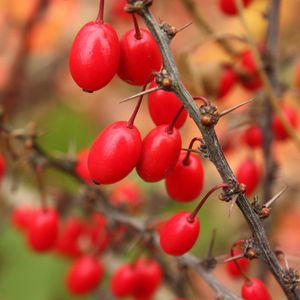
[275,249,290,269]
[264,187,288,208]
[207,229,216,258]
[223,253,245,264]
[228,195,238,217]
[119,86,160,103]
[175,21,193,34]
[219,98,256,117]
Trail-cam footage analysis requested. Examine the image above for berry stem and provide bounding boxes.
[182,137,203,165]
[193,96,211,106]
[132,14,142,40]
[166,105,185,134]
[229,240,250,282]
[127,83,148,128]
[187,183,229,222]
[95,0,105,24]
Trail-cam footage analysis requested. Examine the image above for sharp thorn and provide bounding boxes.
[119,87,160,103]
[223,253,245,263]
[220,98,256,117]
[264,186,288,208]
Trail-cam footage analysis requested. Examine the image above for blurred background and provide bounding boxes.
[0,0,300,299]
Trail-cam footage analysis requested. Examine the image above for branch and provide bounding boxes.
[139,5,300,300]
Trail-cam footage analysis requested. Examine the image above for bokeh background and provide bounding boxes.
[0,0,300,299]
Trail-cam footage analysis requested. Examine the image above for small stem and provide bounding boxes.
[193,96,210,106]
[95,0,105,24]
[230,241,250,282]
[127,83,148,128]
[182,137,203,165]
[165,106,185,134]
[187,183,229,222]
[132,14,142,40]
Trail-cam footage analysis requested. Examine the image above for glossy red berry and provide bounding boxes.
[11,206,38,231]
[148,82,188,128]
[75,148,92,183]
[242,125,263,148]
[69,21,120,92]
[219,0,252,15]
[66,255,104,295]
[111,264,139,297]
[236,158,261,196]
[159,212,200,256]
[133,258,162,298]
[88,121,142,184]
[225,249,250,278]
[110,180,143,211]
[0,153,5,179]
[217,65,237,99]
[118,28,162,85]
[241,278,272,300]
[136,125,182,182]
[165,151,204,202]
[27,208,59,252]
[272,105,298,141]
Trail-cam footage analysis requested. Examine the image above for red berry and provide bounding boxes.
[55,217,86,258]
[69,21,120,91]
[11,206,38,231]
[219,0,252,15]
[272,105,298,141]
[217,65,237,99]
[148,82,188,128]
[225,249,250,278]
[88,121,142,184]
[136,125,182,182]
[241,278,272,300]
[118,28,162,85]
[0,153,5,179]
[133,258,162,298]
[75,148,92,183]
[165,151,204,202]
[66,255,104,295]
[27,208,59,252]
[242,125,262,148]
[110,180,143,211]
[159,212,200,256]
[111,264,139,297]
[238,50,263,91]
[236,158,261,196]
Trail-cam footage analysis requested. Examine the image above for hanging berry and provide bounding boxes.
[69,0,120,92]
[117,15,162,85]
